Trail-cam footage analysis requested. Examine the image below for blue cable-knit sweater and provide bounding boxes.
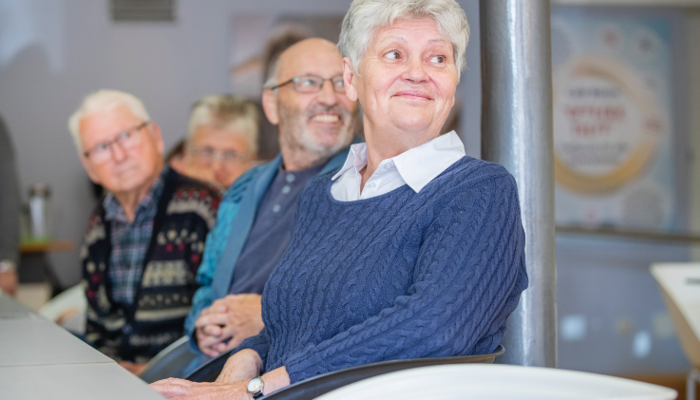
[237,156,528,383]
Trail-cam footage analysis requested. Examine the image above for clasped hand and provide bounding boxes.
[195,294,263,358]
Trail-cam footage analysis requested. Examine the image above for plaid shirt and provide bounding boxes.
[103,168,166,305]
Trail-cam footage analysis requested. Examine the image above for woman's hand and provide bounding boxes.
[150,352,291,399]
[151,349,261,399]
[150,378,249,400]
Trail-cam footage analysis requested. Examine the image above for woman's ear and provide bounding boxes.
[262,89,279,125]
[342,57,358,102]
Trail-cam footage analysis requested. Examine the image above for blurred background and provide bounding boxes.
[1,0,699,394]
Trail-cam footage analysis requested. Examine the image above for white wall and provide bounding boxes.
[0,0,481,287]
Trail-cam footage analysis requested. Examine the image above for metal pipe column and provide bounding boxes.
[479,0,557,367]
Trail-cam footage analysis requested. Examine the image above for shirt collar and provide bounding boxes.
[104,166,168,223]
[331,131,466,193]
[331,143,369,181]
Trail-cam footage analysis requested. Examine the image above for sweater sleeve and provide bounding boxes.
[185,198,240,352]
[237,326,271,368]
[282,174,528,383]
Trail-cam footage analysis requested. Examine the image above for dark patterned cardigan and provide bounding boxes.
[81,168,222,363]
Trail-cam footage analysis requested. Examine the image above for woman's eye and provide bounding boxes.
[431,55,446,64]
[385,51,401,60]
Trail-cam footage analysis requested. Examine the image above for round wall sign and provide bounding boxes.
[553,57,663,195]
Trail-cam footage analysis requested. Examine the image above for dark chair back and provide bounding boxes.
[187,346,504,400]
[139,336,197,383]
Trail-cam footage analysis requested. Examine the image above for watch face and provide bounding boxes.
[247,378,263,393]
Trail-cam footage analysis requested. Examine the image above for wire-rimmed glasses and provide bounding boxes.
[83,121,151,164]
[188,146,250,166]
[268,75,346,93]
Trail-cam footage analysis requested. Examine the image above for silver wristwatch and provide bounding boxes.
[246,377,264,399]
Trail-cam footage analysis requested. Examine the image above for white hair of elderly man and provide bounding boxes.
[68,89,151,154]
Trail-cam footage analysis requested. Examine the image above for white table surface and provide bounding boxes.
[0,292,164,399]
[0,363,166,400]
[0,315,112,367]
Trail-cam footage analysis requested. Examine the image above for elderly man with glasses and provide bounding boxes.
[182,38,359,372]
[68,90,222,375]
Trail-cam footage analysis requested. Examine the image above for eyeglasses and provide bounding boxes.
[83,121,150,164]
[188,146,249,165]
[268,75,346,93]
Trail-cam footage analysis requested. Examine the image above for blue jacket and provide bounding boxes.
[184,150,349,350]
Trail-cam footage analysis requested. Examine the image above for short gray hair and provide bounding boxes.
[187,94,260,156]
[68,89,150,154]
[338,0,470,79]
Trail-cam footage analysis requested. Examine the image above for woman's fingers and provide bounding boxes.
[150,378,192,398]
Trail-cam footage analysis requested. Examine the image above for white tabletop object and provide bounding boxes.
[38,283,87,334]
[0,292,164,400]
[0,363,166,400]
[651,263,700,368]
[315,364,677,400]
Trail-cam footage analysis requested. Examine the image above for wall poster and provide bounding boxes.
[551,8,679,231]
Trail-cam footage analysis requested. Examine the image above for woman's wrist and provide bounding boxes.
[216,349,263,383]
[260,366,290,395]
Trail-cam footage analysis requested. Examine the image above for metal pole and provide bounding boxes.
[479,0,557,367]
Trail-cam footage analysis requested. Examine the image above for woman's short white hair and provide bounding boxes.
[68,89,150,154]
[338,0,470,79]
[187,94,259,156]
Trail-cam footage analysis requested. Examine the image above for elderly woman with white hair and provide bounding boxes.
[153,0,527,398]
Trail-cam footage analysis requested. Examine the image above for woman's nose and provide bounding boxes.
[403,57,429,84]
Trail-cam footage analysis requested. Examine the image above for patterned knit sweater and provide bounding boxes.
[238,156,528,383]
[82,168,221,363]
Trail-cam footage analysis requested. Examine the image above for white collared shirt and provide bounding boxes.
[330,131,466,201]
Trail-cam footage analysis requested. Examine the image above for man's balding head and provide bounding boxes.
[271,38,339,85]
[262,38,358,171]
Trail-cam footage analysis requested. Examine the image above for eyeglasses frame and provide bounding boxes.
[267,74,346,93]
[186,144,251,165]
[82,121,151,160]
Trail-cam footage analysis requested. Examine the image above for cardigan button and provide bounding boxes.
[123,324,132,334]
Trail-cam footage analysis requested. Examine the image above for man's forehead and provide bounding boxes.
[82,105,138,126]
[278,42,343,78]
[79,105,141,139]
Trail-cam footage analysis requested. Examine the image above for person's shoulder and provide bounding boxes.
[221,158,277,201]
[446,157,514,185]
[433,157,518,197]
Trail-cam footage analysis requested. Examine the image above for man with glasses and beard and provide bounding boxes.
[183,38,359,371]
[69,90,222,375]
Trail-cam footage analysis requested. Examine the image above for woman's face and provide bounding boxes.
[345,17,459,146]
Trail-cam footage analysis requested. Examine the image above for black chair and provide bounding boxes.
[139,336,198,383]
[187,345,504,400]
